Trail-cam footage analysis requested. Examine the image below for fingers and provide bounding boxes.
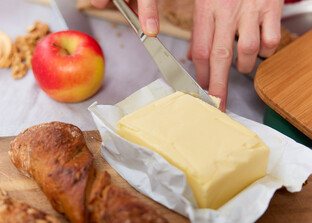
[137,0,159,37]
[259,10,281,58]
[91,0,110,9]
[92,0,159,37]
[191,0,214,89]
[208,17,236,112]
[236,13,260,74]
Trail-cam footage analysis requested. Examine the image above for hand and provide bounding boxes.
[187,0,284,111]
[91,0,159,36]
[91,0,283,112]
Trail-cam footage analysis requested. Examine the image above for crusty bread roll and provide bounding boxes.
[0,189,60,223]
[9,121,168,223]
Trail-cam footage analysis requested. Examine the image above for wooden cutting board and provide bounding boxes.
[254,30,312,139]
[0,131,311,222]
[0,131,189,223]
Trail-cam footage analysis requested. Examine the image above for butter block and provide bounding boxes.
[117,91,270,209]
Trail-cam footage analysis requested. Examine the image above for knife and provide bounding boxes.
[50,0,93,36]
[112,0,217,107]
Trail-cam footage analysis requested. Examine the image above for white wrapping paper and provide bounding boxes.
[88,79,312,223]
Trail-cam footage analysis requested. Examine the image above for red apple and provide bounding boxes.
[32,30,105,102]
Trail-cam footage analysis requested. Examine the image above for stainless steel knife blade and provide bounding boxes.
[112,0,216,107]
[50,0,93,36]
[141,36,217,105]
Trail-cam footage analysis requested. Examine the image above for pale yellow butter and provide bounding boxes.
[117,91,270,209]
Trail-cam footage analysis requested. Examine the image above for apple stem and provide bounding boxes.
[51,42,71,55]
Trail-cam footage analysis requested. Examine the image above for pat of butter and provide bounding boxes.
[117,91,270,209]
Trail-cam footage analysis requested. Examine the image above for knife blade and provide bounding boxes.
[50,0,93,36]
[112,0,217,107]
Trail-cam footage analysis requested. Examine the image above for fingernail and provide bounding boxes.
[145,18,158,36]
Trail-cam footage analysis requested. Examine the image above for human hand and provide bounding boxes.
[91,0,159,36]
[187,0,284,111]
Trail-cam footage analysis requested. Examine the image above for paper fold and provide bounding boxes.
[89,79,312,223]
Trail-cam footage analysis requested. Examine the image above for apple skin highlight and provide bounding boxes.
[32,30,105,102]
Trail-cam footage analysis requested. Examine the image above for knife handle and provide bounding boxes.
[112,0,145,39]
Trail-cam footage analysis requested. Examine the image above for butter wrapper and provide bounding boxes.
[89,79,312,223]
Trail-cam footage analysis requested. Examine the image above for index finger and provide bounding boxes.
[137,0,159,37]
[209,18,236,112]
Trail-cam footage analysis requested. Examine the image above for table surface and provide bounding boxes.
[0,0,267,137]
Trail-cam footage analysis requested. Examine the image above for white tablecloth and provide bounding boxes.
[0,0,266,137]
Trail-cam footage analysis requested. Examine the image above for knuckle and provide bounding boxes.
[238,40,259,55]
[262,35,281,49]
[211,46,232,60]
[192,45,210,62]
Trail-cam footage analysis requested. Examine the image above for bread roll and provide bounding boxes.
[0,189,60,223]
[9,122,168,223]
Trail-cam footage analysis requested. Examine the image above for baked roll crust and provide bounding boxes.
[9,121,168,223]
[0,189,60,223]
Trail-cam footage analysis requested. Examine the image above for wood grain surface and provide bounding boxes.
[0,131,311,222]
[254,30,312,140]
